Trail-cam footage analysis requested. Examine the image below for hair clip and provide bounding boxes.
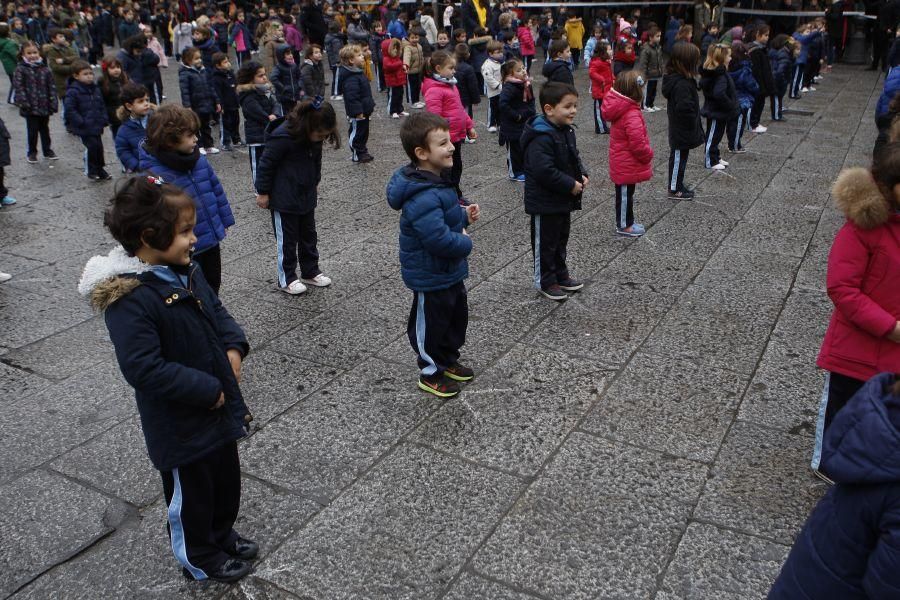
[147,175,164,186]
[311,95,324,110]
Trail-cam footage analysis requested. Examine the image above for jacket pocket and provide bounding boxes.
[830,316,879,368]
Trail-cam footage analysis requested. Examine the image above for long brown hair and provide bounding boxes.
[614,70,643,104]
[667,41,700,78]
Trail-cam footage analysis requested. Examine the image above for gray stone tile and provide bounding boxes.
[0,470,124,597]
[583,353,747,462]
[444,572,539,600]
[220,577,304,599]
[2,316,114,381]
[695,420,826,545]
[0,360,51,400]
[240,358,438,500]
[638,202,738,259]
[0,285,94,349]
[474,433,707,600]
[594,247,705,297]
[253,443,523,599]
[657,522,790,600]
[722,205,820,258]
[692,245,801,299]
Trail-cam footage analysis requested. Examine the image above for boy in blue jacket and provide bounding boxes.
[114,83,153,173]
[338,44,375,163]
[769,373,900,599]
[522,82,588,301]
[386,112,481,398]
[64,59,111,180]
[78,176,255,584]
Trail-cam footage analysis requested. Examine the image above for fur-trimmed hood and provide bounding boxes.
[77,246,151,311]
[832,167,894,229]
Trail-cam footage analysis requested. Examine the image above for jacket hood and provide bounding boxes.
[520,114,561,148]
[832,167,894,229]
[822,373,900,484]
[275,43,293,63]
[541,60,568,78]
[601,89,639,121]
[386,165,451,210]
[77,246,150,311]
[700,65,727,77]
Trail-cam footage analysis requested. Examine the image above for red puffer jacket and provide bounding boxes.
[589,58,614,100]
[601,89,653,185]
[817,167,900,381]
[382,39,407,88]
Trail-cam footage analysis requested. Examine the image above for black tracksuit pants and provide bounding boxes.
[615,184,636,230]
[197,112,214,149]
[271,209,320,287]
[506,139,524,178]
[593,99,609,133]
[450,142,463,198]
[643,79,658,108]
[388,85,404,115]
[487,95,499,127]
[704,118,726,168]
[161,441,241,579]
[25,115,52,156]
[812,371,866,474]
[220,108,241,146]
[407,281,468,377]
[750,93,773,128]
[193,243,222,295]
[530,212,571,290]
[348,116,370,160]
[727,106,750,151]
[668,148,690,192]
[406,72,422,103]
[81,134,105,176]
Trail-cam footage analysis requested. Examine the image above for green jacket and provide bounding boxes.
[44,43,78,97]
[0,38,18,75]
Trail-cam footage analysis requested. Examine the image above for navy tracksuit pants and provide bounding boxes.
[161,441,241,579]
[271,209,320,287]
[407,281,468,377]
[531,213,571,290]
[348,116,370,161]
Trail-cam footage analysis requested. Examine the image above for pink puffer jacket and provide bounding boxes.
[422,76,474,143]
[601,89,653,185]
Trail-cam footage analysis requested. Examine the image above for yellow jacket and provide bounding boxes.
[565,18,585,49]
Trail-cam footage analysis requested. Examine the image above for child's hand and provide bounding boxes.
[581,175,590,187]
[467,128,477,139]
[227,348,243,383]
[889,322,900,343]
[211,392,225,410]
[465,203,480,223]
[216,103,222,113]
[268,114,276,121]
[570,180,584,195]
[256,194,270,208]
[356,113,365,118]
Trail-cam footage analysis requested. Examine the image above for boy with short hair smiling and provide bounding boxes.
[387,112,481,398]
[522,82,589,301]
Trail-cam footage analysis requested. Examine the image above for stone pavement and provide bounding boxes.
[0,63,882,599]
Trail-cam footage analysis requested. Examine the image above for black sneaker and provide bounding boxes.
[668,189,694,201]
[226,536,259,560]
[558,278,584,292]
[44,150,59,160]
[182,558,252,583]
[540,285,568,301]
[418,373,460,398]
[26,153,37,164]
[444,362,474,382]
[357,153,374,163]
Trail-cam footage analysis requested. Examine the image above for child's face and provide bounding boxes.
[309,127,334,142]
[437,33,448,45]
[757,31,769,44]
[23,46,40,62]
[511,61,526,79]
[543,93,578,127]
[127,94,151,116]
[191,55,203,68]
[192,30,203,41]
[349,50,365,68]
[253,68,268,84]
[174,131,198,153]
[52,33,68,46]
[455,32,466,43]
[375,22,383,33]
[415,128,454,173]
[725,52,732,66]
[311,47,322,61]
[489,49,503,60]
[559,47,571,61]
[107,64,122,77]
[283,53,295,65]
[74,67,94,84]
[710,26,719,36]
[594,30,603,39]
[435,58,456,79]
[651,33,661,45]
[150,208,197,266]
[217,58,232,70]
[409,34,420,45]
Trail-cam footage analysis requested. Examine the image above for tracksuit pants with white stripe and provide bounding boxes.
[406,72,422,103]
[407,281,468,377]
[668,148,690,193]
[727,106,750,151]
[790,62,804,98]
[248,144,264,191]
[270,209,320,286]
[487,95,499,127]
[531,213,571,290]
[704,118,726,168]
[161,441,241,579]
[811,371,865,474]
[348,116,370,161]
[388,86,405,115]
[506,139,524,178]
[615,184,636,230]
[593,99,609,133]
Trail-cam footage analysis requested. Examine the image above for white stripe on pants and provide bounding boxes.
[168,468,208,580]
[532,214,541,289]
[670,149,681,191]
[415,292,438,376]
[705,120,717,168]
[348,118,358,160]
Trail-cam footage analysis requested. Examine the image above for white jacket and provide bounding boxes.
[420,14,438,45]
[481,57,502,98]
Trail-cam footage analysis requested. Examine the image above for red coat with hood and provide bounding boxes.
[589,57,614,100]
[601,89,653,185]
[817,167,900,381]
[381,38,407,88]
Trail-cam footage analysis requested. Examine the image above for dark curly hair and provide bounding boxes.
[104,177,195,255]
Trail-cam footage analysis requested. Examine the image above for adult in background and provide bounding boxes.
[302,0,327,47]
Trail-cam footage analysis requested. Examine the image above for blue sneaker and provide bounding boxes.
[1,196,16,206]
[515,174,525,182]
[616,223,645,237]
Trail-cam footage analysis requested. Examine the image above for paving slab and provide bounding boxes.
[443,572,541,600]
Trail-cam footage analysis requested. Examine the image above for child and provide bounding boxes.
[179,47,220,155]
[538,16,553,63]
[564,14,584,68]
[518,16,538,73]
[770,374,900,598]
[454,43,481,124]
[270,44,305,115]
[638,26,663,110]
[583,26,605,70]
[423,50,476,195]
[77,177,254,584]
[45,28,78,106]
[324,21,345,99]
[211,53,242,150]
[791,23,819,97]
[809,147,900,475]
[139,105,235,294]
[700,23,720,57]
[498,58,534,182]
[727,42,757,154]
[192,27,219,76]
[0,115,13,207]
[612,39,636,76]
[481,39,503,132]
[141,24,167,104]
[435,31,452,53]
[65,59,110,180]
[468,27,491,93]
[301,44,326,98]
[403,30,426,108]
[768,35,792,121]
[255,99,339,295]
[747,24,774,133]
[589,41,614,134]
[603,70,653,237]
[386,112,480,398]
[114,82,153,173]
[383,38,408,118]
[13,40,58,163]
[338,44,376,163]
[173,15,194,64]
[370,21,388,92]
[0,23,18,104]
[237,61,280,187]
[119,34,161,102]
[100,55,128,139]
[662,42,703,200]
[542,39,574,85]
[699,43,738,170]
[228,12,253,67]
[521,82,589,301]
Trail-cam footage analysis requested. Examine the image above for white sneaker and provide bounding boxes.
[0,271,10,283]
[413,101,426,109]
[391,113,401,119]
[488,126,497,133]
[199,147,207,155]
[465,136,476,144]
[301,273,332,287]
[808,86,816,91]
[652,106,663,112]
[280,280,307,295]
[752,125,768,133]
[334,95,343,101]
[718,159,729,166]
[400,111,410,116]
[205,147,220,154]
[801,87,809,93]
[710,163,727,170]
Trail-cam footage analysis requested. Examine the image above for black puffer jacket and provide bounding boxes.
[255,121,322,214]
[210,67,239,111]
[521,114,588,215]
[748,41,775,95]
[338,65,375,117]
[238,83,280,144]
[179,65,218,114]
[542,59,574,85]
[699,65,740,121]
[455,60,481,107]
[662,72,704,149]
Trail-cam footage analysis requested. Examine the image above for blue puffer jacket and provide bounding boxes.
[769,373,900,599]
[117,48,160,87]
[180,65,218,115]
[386,165,471,292]
[768,47,792,97]
[730,60,759,110]
[64,79,108,136]
[114,114,149,172]
[877,66,900,118]
[792,31,820,64]
[139,144,234,253]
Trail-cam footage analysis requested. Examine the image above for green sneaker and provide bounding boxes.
[444,362,474,382]
[418,374,460,398]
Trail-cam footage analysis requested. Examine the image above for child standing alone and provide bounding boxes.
[728,42,757,154]
[339,44,376,163]
[13,40,58,163]
[481,40,503,132]
[383,38,408,118]
[65,59,111,180]
[588,41,614,134]
[498,58,535,182]
[662,42,703,200]
[255,99,339,295]
[603,71,653,237]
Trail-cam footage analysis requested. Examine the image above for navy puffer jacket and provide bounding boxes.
[64,79,109,136]
[270,45,305,107]
[769,373,900,600]
[768,47,792,97]
[386,165,471,292]
[179,65,218,115]
[114,114,148,172]
[521,114,588,215]
[238,83,280,144]
[139,144,234,253]
[339,65,376,117]
[117,48,159,87]
[498,80,535,145]
[699,65,740,121]
[255,122,321,214]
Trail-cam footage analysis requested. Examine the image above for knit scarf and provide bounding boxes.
[432,73,457,86]
[505,77,533,102]
[150,144,200,173]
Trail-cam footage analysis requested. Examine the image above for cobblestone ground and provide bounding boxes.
[0,62,882,599]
